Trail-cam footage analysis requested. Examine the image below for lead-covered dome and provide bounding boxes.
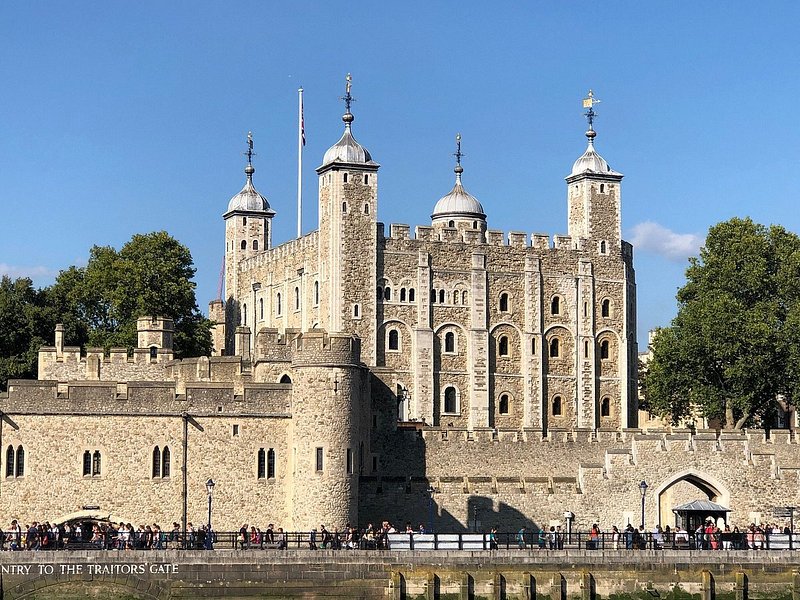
[322,112,373,166]
[227,164,273,213]
[569,130,621,177]
[432,134,486,221]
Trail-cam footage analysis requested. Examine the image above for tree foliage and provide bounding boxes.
[0,232,212,390]
[641,217,800,429]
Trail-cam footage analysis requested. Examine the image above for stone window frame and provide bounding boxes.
[315,446,325,472]
[257,448,277,480]
[443,330,457,355]
[600,397,612,418]
[499,292,511,313]
[240,240,247,250]
[152,446,171,479]
[550,295,562,316]
[313,281,320,306]
[387,328,401,352]
[599,338,610,360]
[549,337,561,358]
[551,395,563,417]
[601,298,612,318]
[352,304,361,320]
[5,445,24,479]
[498,392,511,415]
[242,303,248,326]
[442,385,460,415]
[253,239,259,251]
[498,334,511,358]
[276,293,282,316]
[598,240,608,255]
[346,448,354,475]
[82,449,102,478]
[294,286,301,312]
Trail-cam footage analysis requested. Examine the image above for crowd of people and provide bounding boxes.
[1,517,794,551]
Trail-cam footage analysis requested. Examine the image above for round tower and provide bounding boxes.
[288,330,365,531]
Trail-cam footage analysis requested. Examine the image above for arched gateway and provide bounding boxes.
[653,470,731,527]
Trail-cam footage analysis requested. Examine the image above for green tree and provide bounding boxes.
[0,276,51,389]
[55,231,213,357]
[642,218,800,429]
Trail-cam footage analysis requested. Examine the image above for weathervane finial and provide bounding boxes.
[582,89,601,134]
[453,133,464,180]
[342,73,354,114]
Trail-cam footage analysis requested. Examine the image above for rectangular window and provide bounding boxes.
[315,447,324,472]
[372,455,378,473]
[267,448,276,479]
[346,448,353,475]
[233,424,240,436]
[257,448,266,479]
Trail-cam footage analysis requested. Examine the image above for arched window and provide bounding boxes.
[551,296,560,315]
[15,445,24,477]
[152,446,161,478]
[314,281,319,305]
[243,217,247,225]
[400,288,406,302]
[448,220,455,228]
[552,396,562,416]
[280,374,292,384]
[600,339,610,360]
[294,286,300,310]
[584,340,590,358]
[162,446,170,478]
[498,335,509,356]
[461,290,468,304]
[600,397,611,417]
[342,201,348,213]
[343,172,348,183]
[444,332,455,353]
[377,286,383,300]
[276,293,282,315]
[92,451,101,476]
[257,448,266,479]
[409,288,416,302]
[431,289,436,303]
[83,450,91,476]
[384,287,391,301]
[364,174,369,184]
[549,338,560,358]
[240,240,247,250]
[600,183,605,193]
[5,445,13,477]
[253,239,258,251]
[388,329,399,351]
[499,293,509,312]
[499,394,509,415]
[453,290,459,304]
[444,387,457,413]
[267,448,276,479]
[149,346,158,360]
[601,299,611,318]
[259,298,264,319]
[364,203,370,214]
[438,289,445,304]
[600,240,607,254]
[353,304,360,318]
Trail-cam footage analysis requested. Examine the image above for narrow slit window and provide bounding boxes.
[552,396,562,416]
[499,293,509,312]
[549,338,560,358]
[444,331,455,353]
[316,447,324,471]
[267,448,276,479]
[257,448,266,479]
[152,447,161,478]
[499,335,509,356]
[499,394,509,414]
[162,446,170,478]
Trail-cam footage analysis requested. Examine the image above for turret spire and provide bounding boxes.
[453,133,464,183]
[244,131,256,178]
[582,89,600,144]
[340,73,355,127]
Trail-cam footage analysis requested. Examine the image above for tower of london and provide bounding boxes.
[2,80,797,534]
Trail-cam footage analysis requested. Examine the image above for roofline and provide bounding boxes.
[316,160,381,175]
[431,212,487,221]
[565,171,624,184]
[223,208,277,219]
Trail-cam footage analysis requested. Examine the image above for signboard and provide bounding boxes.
[773,506,795,519]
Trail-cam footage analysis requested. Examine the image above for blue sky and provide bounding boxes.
[2,2,799,348]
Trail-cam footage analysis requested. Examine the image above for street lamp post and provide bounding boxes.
[205,478,216,550]
[639,480,648,529]
[427,485,436,533]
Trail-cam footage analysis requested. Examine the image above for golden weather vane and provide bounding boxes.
[583,89,601,130]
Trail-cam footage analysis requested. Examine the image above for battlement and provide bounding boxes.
[292,330,362,366]
[2,378,292,415]
[239,230,319,271]
[381,222,588,252]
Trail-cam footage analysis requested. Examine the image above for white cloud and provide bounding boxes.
[0,263,58,281]
[627,221,703,262]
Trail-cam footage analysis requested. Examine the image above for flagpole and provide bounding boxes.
[297,87,303,239]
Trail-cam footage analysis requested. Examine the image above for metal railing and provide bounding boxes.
[7,529,798,551]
